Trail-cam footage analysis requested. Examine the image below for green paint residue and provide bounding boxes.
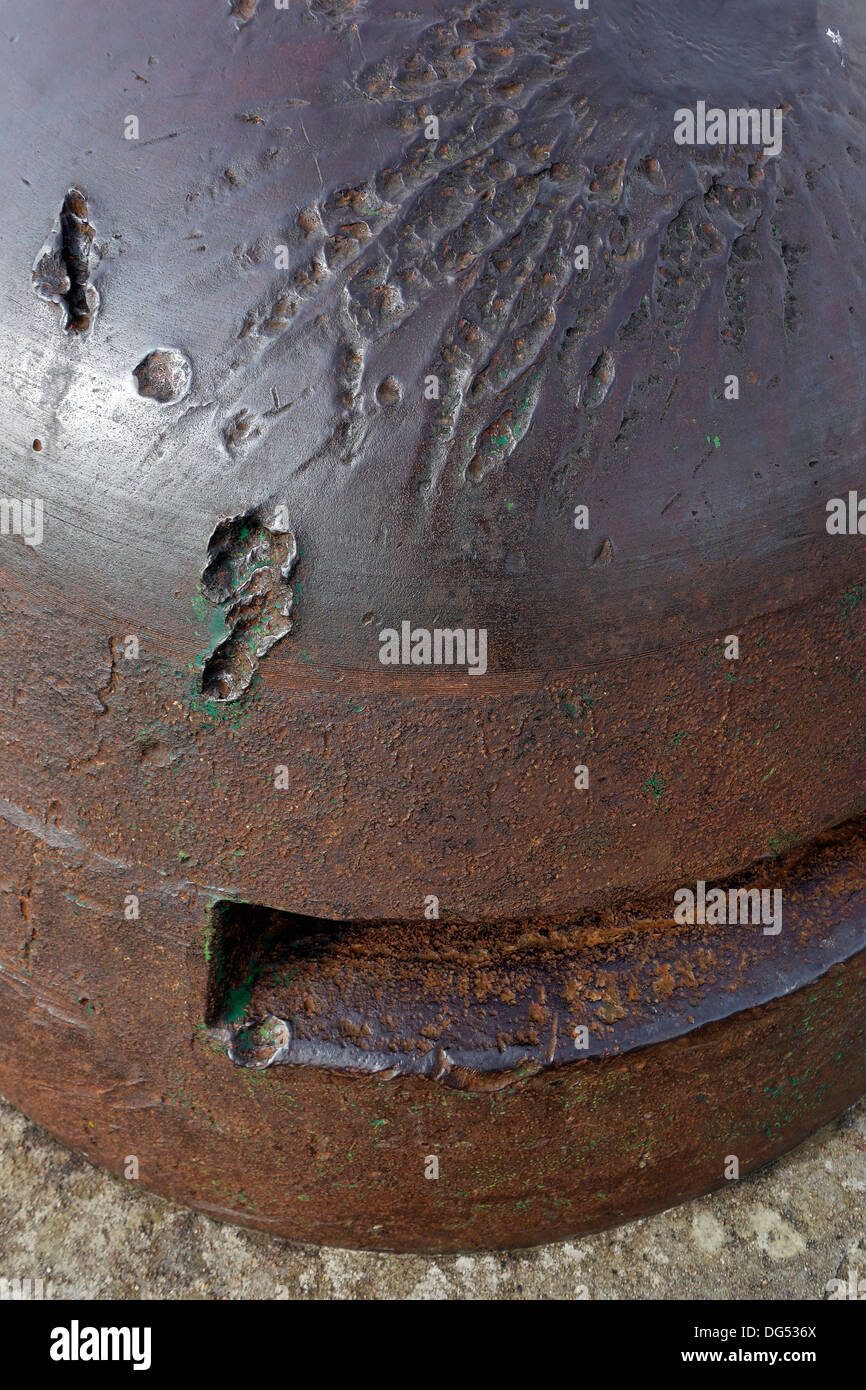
[644,771,665,802]
[222,969,260,1026]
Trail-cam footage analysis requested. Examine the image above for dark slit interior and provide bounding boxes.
[205,898,359,1027]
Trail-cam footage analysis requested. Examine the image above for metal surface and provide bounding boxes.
[0,0,865,1250]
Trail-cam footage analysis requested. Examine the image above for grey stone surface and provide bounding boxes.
[0,1093,864,1300]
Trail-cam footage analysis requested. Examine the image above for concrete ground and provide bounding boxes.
[0,1093,864,1300]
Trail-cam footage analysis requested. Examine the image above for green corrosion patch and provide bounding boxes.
[187,588,261,727]
[644,771,665,803]
[189,586,229,661]
[189,510,299,710]
[188,669,263,729]
[841,585,864,620]
[570,824,611,862]
[553,689,596,727]
[222,975,258,1029]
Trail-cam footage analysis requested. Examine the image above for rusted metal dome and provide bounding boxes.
[1,0,865,1250]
